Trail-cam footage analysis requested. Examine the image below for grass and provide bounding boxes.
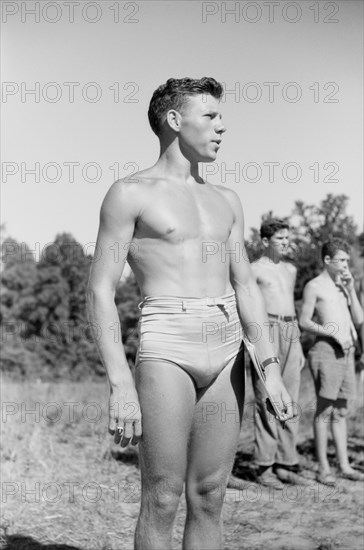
[1,367,363,550]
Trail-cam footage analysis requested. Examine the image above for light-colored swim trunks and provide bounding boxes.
[136,293,243,388]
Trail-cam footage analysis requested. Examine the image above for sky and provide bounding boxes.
[1,0,363,256]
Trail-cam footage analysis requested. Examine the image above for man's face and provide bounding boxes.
[326,250,350,278]
[177,94,226,162]
[264,229,290,259]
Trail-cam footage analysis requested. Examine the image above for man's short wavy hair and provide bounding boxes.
[260,218,290,240]
[148,77,223,136]
[321,238,350,261]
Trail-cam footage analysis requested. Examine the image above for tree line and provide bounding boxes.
[0,232,141,379]
[1,194,362,379]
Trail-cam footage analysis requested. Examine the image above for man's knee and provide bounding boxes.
[314,396,334,419]
[142,477,183,517]
[331,397,348,419]
[332,406,348,419]
[186,478,225,516]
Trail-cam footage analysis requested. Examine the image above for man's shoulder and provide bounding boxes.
[213,184,239,201]
[304,274,325,294]
[283,261,297,275]
[251,257,272,279]
[212,185,242,216]
[284,260,296,270]
[103,168,157,202]
[305,274,320,286]
[116,167,159,190]
[100,171,155,222]
[251,257,266,270]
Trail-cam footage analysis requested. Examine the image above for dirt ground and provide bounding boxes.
[1,368,363,550]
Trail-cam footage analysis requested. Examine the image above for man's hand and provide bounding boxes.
[336,269,354,293]
[332,332,352,351]
[108,385,142,447]
[264,366,296,423]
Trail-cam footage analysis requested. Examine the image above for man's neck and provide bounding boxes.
[262,251,281,265]
[322,268,336,283]
[157,143,201,183]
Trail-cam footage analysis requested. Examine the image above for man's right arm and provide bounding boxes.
[86,179,142,444]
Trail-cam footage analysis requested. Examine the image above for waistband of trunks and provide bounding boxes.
[267,313,297,322]
[138,292,236,312]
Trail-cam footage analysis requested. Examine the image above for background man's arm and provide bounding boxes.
[341,273,364,326]
[299,282,335,339]
[86,180,141,445]
[223,189,294,418]
[348,291,364,326]
[289,263,298,285]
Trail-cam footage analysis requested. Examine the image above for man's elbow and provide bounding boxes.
[234,283,254,301]
[86,284,113,313]
[232,275,259,299]
[298,316,310,332]
[354,311,364,327]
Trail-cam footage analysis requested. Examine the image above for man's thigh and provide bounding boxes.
[278,323,304,401]
[338,350,356,401]
[309,342,346,401]
[187,352,245,483]
[135,360,197,487]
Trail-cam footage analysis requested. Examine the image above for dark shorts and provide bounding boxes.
[308,338,356,401]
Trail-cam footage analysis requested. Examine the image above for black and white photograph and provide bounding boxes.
[1,1,363,549]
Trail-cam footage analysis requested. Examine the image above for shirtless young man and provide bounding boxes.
[87,77,294,550]
[251,219,305,487]
[300,238,364,485]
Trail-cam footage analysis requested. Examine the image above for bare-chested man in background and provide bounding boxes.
[251,219,305,487]
[300,238,363,485]
[87,77,294,550]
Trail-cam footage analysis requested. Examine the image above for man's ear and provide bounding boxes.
[323,254,332,265]
[262,237,269,248]
[166,109,182,132]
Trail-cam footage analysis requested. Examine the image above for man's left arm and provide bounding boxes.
[222,189,294,419]
[340,271,364,326]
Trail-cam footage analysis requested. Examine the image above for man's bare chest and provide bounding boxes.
[258,265,294,292]
[134,190,233,243]
[318,286,349,310]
